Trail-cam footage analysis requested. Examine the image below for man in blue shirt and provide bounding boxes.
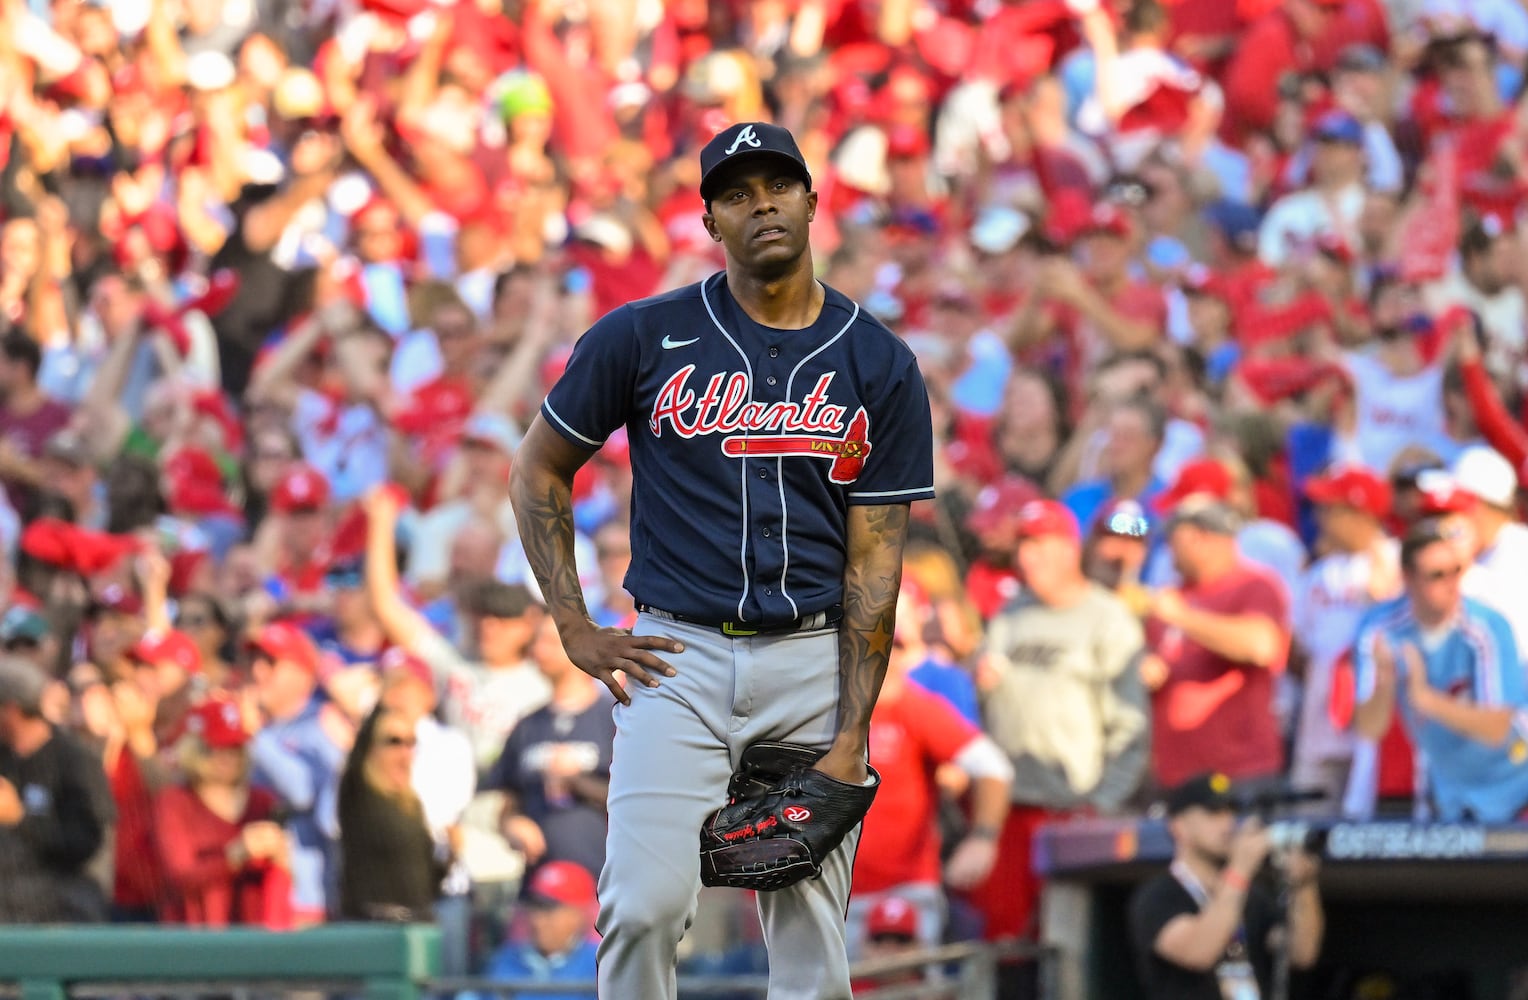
[1063,396,1166,533]
[247,622,349,922]
[1353,519,1528,822]
[477,861,598,1000]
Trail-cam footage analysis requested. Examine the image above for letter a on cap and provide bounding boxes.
[726,125,762,155]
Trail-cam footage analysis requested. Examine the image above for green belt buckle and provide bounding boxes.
[721,622,759,636]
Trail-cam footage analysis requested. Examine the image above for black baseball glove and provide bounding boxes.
[699,741,880,892]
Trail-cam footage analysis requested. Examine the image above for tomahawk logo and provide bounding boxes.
[725,125,762,155]
[649,367,872,484]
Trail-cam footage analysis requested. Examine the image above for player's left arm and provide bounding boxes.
[816,502,911,783]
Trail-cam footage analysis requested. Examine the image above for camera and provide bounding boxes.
[1266,820,1328,855]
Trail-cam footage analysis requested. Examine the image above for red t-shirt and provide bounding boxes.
[0,396,72,506]
[855,683,981,895]
[1147,563,1289,787]
[109,748,165,912]
[153,784,292,928]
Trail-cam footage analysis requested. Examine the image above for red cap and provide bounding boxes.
[1152,459,1235,513]
[867,895,919,939]
[164,447,238,518]
[1081,203,1133,240]
[1304,466,1391,518]
[1181,265,1230,303]
[966,476,1044,536]
[885,124,930,159]
[1015,499,1081,542]
[1417,473,1479,516]
[271,464,331,514]
[379,647,435,692]
[129,629,203,676]
[185,696,249,749]
[525,861,597,909]
[248,621,320,673]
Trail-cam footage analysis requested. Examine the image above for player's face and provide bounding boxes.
[702,165,817,273]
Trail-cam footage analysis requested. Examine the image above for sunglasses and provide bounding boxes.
[379,734,417,748]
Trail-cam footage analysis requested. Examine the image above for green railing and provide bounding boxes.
[0,924,440,1000]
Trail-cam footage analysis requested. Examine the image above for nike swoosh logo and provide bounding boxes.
[661,336,700,349]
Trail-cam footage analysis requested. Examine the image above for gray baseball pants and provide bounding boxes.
[595,612,860,999]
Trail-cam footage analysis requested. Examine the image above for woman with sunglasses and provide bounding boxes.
[337,706,446,922]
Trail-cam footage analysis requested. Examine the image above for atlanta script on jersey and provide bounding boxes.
[543,274,935,625]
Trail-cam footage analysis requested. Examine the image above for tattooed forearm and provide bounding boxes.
[833,503,911,751]
[509,418,595,631]
[517,482,592,627]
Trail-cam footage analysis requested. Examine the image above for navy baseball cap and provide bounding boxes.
[699,122,812,202]
[1202,199,1261,254]
[1312,111,1364,145]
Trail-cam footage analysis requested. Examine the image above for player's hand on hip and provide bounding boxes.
[560,623,683,706]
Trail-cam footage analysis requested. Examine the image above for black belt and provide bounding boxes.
[637,604,842,636]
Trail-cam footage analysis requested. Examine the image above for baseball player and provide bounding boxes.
[508,122,936,999]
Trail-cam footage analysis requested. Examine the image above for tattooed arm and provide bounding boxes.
[815,503,911,783]
[510,415,683,706]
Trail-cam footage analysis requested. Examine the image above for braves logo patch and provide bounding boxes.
[783,805,812,823]
[650,367,872,484]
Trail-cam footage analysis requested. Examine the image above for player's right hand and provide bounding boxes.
[560,623,682,706]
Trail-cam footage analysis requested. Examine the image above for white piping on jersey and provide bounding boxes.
[847,486,936,499]
[701,274,758,621]
[779,301,860,618]
[543,401,603,448]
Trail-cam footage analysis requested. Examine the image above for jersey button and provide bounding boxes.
[758,469,768,479]
[764,587,774,596]
[763,528,772,537]
[766,375,778,386]
[769,347,780,358]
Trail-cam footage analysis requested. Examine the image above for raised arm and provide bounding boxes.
[816,503,911,783]
[509,415,682,705]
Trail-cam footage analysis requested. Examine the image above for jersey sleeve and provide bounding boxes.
[541,306,640,450]
[845,352,936,505]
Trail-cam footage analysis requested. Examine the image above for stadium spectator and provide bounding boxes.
[1145,499,1291,790]
[246,622,347,923]
[0,656,114,923]
[487,616,614,880]
[377,648,476,973]
[153,697,291,928]
[338,706,445,923]
[1353,519,1528,821]
[1449,446,1528,657]
[364,485,550,774]
[1061,396,1168,532]
[1290,466,1399,804]
[971,499,1148,946]
[477,861,598,1000]
[850,590,1013,955]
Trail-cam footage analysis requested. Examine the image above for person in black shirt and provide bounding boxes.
[0,656,115,923]
[488,616,615,881]
[338,706,446,922]
[1129,773,1324,1000]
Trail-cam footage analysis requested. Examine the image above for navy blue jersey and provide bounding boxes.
[543,273,935,625]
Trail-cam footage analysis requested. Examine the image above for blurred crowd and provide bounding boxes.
[6,0,1528,990]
